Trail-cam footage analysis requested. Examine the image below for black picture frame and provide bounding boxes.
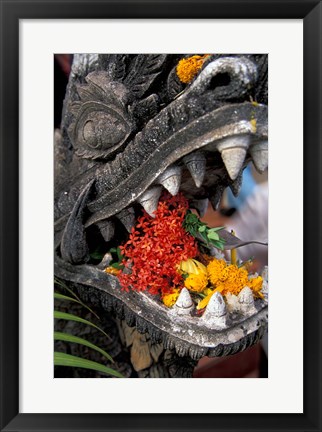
[1,1,321,431]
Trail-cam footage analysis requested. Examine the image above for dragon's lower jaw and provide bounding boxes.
[54,253,268,360]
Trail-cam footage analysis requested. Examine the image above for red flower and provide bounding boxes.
[118,193,198,295]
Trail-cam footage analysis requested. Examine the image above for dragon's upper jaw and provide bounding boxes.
[88,100,267,243]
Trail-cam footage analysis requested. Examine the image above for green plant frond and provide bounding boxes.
[54,332,114,363]
[54,352,123,378]
[54,278,100,320]
[54,292,81,304]
[54,311,110,341]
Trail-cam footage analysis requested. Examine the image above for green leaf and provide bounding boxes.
[54,278,100,320]
[210,240,225,250]
[54,352,123,378]
[209,226,225,232]
[116,247,123,261]
[207,231,219,241]
[198,225,207,233]
[54,311,110,341]
[89,251,104,260]
[54,332,114,363]
[199,231,209,243]
[54,292,82,304]
[110,262,124,270]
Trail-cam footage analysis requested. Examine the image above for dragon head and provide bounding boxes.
[54,54,268,371]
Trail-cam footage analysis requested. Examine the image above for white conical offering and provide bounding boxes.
[201,292,228,328]
[238,286,257,315]
[225,292,240,313]
[261,266,268,282]
[171,288,194,316]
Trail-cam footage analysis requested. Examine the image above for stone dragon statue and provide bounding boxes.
[54,54,268,377]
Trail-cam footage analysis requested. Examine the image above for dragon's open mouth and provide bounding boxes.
[54,54,268,361]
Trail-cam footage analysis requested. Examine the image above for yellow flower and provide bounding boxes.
[162,288,180,307]
[179,258,207,275]
[184,272,208,293]
[215,265,249,296]
[104,266,121,276]
[196,289,215,310]
[176,55,210,84]
[179,259,208,293]
[207,259,227,285]
[248,276,264,299]
[207,258,263,298]
[203,287,214,296]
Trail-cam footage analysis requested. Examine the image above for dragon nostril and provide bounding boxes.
[209,72,231,90]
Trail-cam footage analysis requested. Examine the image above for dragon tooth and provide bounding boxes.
[171,288,194,316]
[201,292,228,328]
[209,184,225,210]
[138,186,162,217]
[238,286,257,314]
[61,179,95,264]
[220,147,247,181]
[97,252,113,269]
[116,207,135,233]
[190,198,209,217]
[229,172,243,197]
[217,135,250,180]
[97,220,115,242]
[158,166,181,196]
[183,152,206,187]
[250,140,268,173]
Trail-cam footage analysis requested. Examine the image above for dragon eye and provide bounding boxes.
[82,113,127,151]
[83,120,98,148]
[71,101,132,160]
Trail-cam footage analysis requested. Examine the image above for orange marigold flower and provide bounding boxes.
[207,259,227,285]
[207,258,264,298]
[248,275,264,299]
[176,55,210,84]
[215,265,249,296]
